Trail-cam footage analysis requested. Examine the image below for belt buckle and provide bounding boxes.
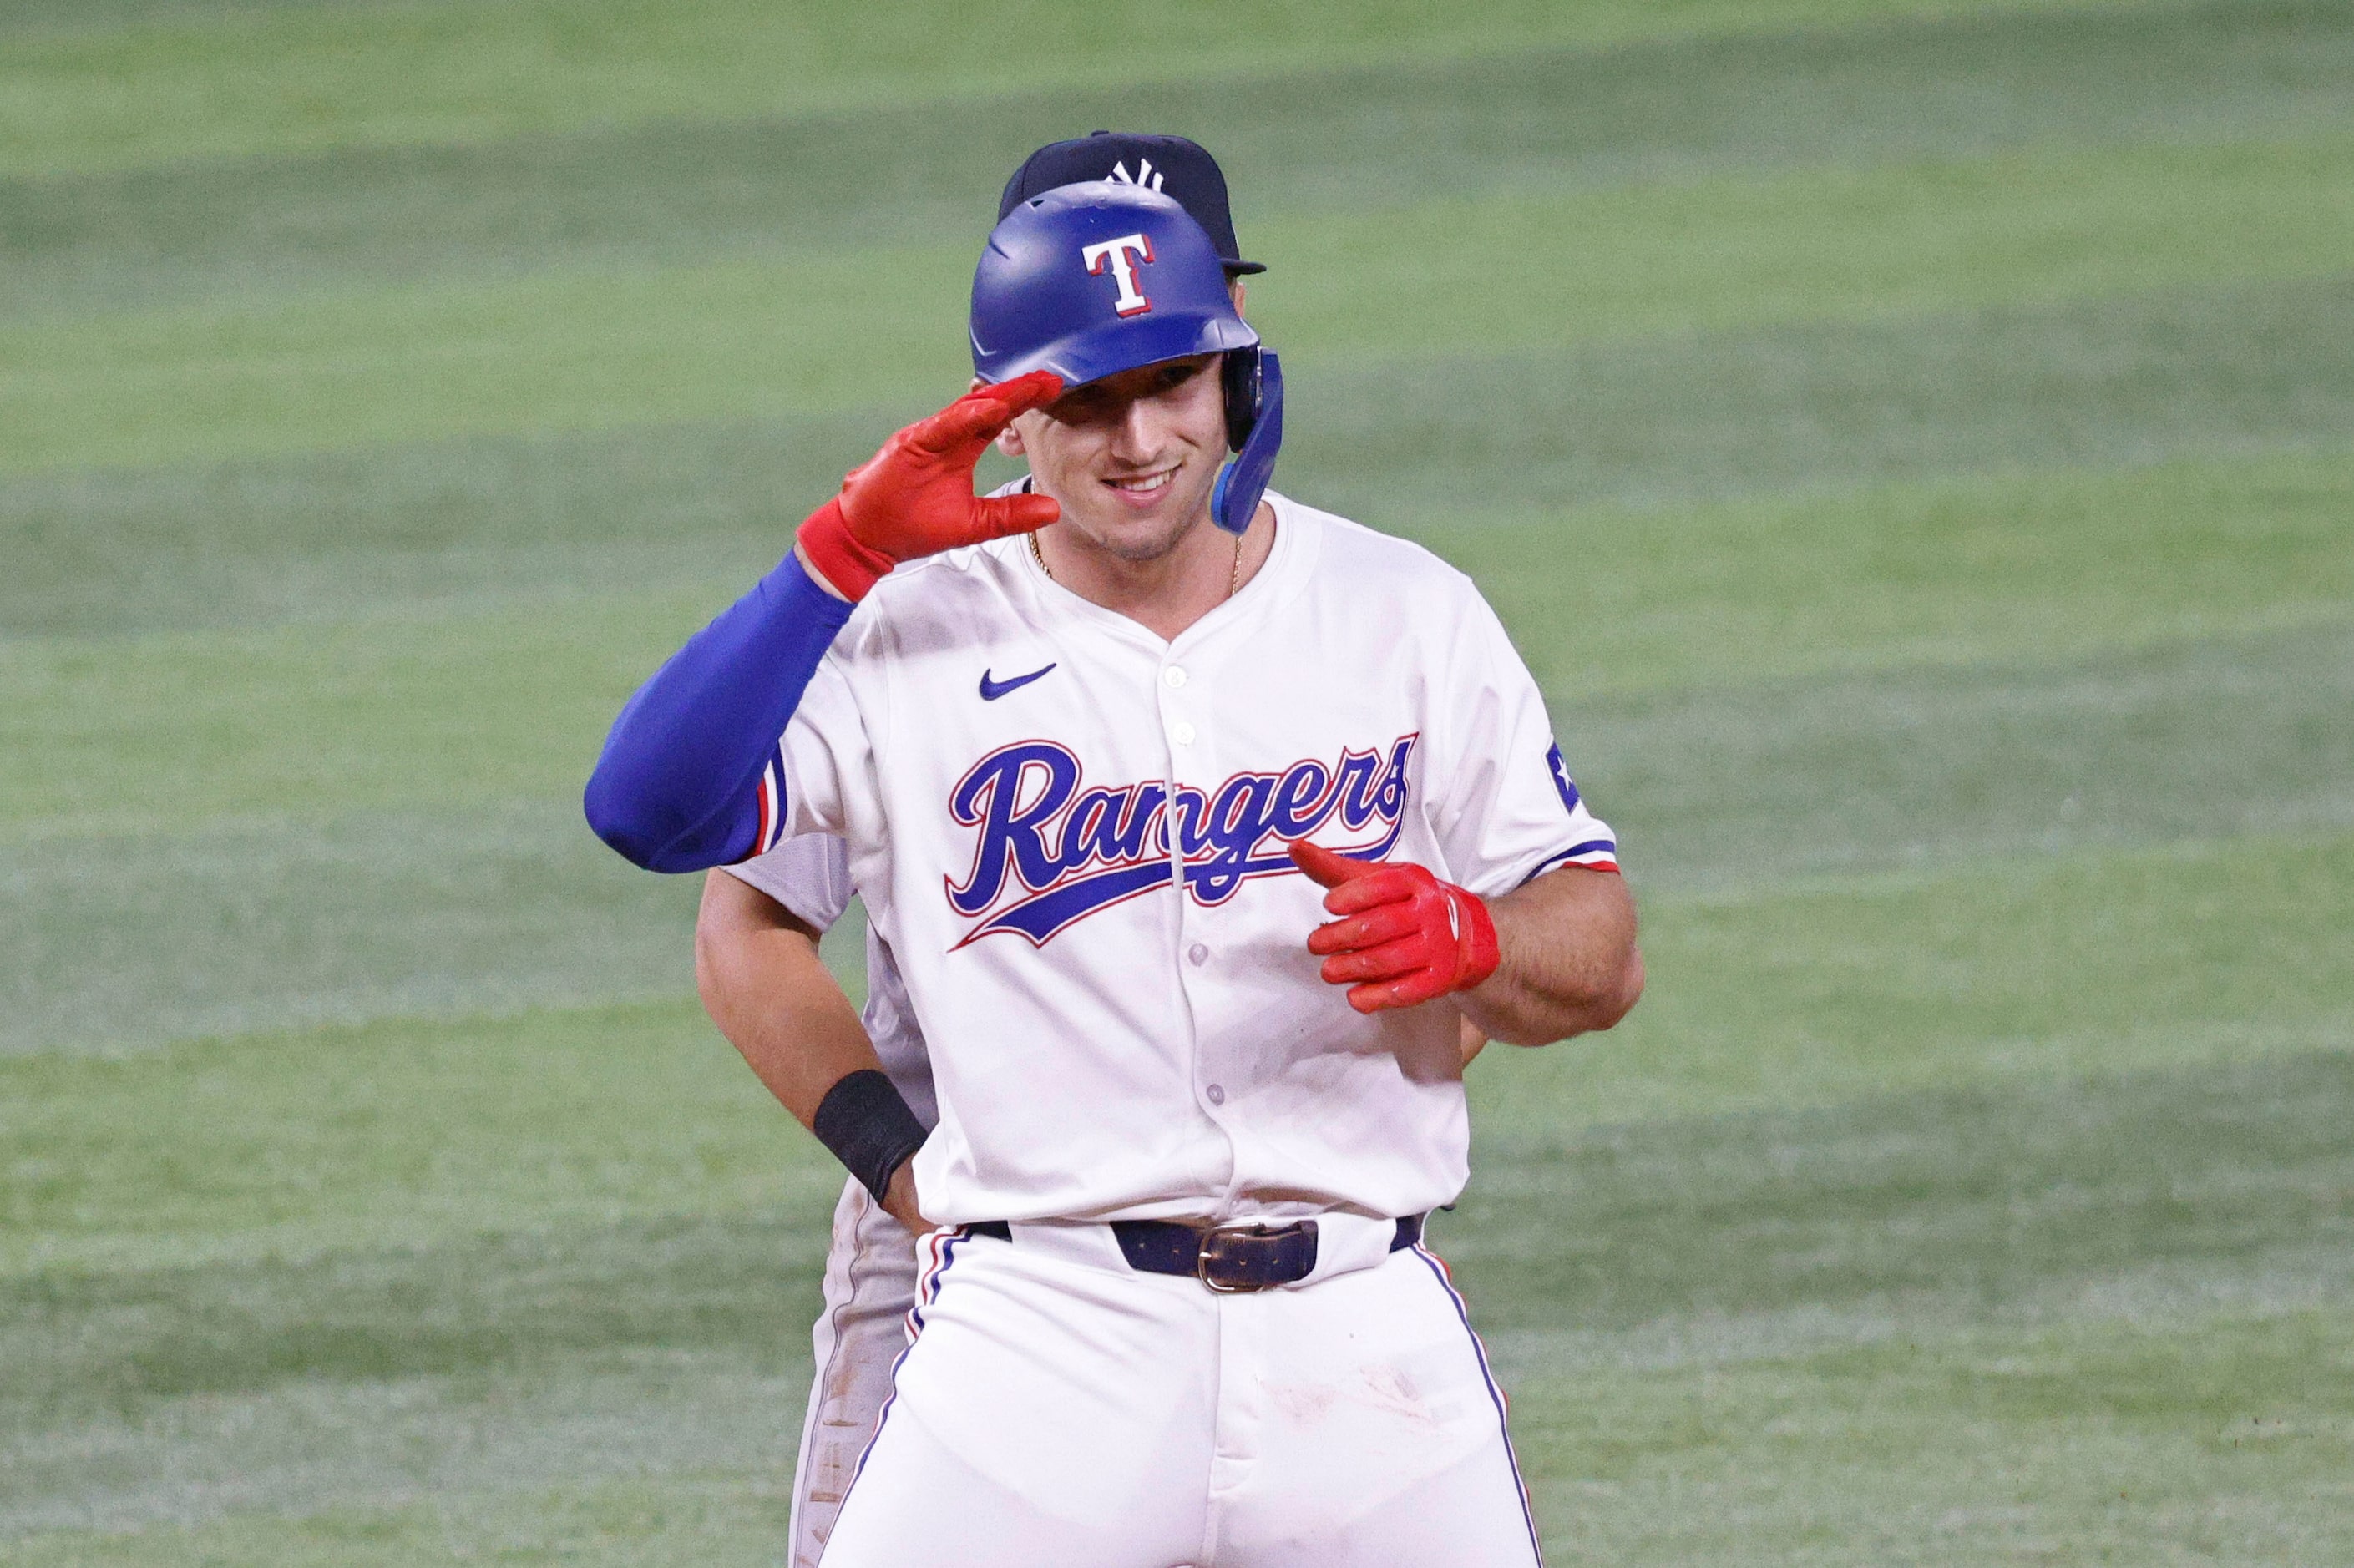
[1195,1221,1307,1294]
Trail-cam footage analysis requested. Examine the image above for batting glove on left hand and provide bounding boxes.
[1291,839,1501,1014]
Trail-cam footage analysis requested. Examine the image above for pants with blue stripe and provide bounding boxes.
[814,1211,1542,1568]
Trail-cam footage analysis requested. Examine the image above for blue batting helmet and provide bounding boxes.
[970,181,1256,386]
[969,181,1283,535]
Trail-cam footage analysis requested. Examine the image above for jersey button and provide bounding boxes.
[1163,665,1188,689]
[1172,721,1197,746]
[1205,1083,1227,1105]
[1187,943,1208,965]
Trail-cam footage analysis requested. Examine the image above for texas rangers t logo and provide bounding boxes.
[947,736,1419,945]
[1081,232,1156,316]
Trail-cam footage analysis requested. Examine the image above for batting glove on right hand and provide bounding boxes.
[1291,839,1501,1014]
[797,371,1065,600]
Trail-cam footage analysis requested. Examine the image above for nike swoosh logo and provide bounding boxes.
[979,663,1056,701]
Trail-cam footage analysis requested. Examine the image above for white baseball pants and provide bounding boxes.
[813,1213,1543,1567]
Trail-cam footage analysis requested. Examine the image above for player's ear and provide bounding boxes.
[1228,278,1248,319]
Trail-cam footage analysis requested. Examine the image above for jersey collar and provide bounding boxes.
[1007,488,1317,658]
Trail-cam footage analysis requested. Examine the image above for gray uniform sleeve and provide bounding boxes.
[719,832,854,933]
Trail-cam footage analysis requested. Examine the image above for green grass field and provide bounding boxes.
[3,0,2350,1560]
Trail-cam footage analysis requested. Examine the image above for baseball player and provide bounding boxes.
[699,135,1357,1567]
[589,139,1642,1566]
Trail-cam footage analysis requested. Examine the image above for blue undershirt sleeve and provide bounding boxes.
[583,549,855,873]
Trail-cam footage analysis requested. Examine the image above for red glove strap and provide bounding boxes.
[796,497,898,603]
[1446,885,1501,994]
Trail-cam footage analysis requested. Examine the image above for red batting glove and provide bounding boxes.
[1291,839,1501,1014]
[797,371,1066,600]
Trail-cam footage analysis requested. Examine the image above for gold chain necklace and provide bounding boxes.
[1030,525,1245,599]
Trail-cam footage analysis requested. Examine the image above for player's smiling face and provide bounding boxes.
[1000,353,1228,564]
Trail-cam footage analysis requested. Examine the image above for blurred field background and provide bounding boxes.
[4,0,2351,1561]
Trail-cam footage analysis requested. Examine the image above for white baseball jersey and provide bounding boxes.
[762,491,1617,1228]
[722,832,936,1127]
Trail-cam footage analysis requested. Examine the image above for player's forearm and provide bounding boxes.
[1457,867,1643,1047]
[696,873,934,1231]
[586,372,1062,877]
[585,550,851,873]
[694,871,886,1129]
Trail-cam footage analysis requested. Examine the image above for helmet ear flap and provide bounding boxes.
[1210,349,1282,535]
[1221,346,1263,452]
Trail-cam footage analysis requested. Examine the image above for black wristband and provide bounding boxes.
[812,1070,929,1206]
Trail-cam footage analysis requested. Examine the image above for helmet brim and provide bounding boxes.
[976,310,1259,390]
